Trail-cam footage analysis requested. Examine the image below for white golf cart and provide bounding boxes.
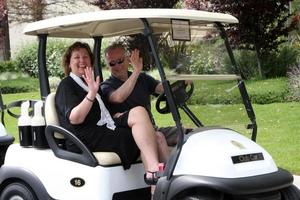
[0,8,299,200]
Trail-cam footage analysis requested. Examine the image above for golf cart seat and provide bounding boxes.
[44,92,122,167]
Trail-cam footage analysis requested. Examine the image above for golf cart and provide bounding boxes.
[0,8,299,200]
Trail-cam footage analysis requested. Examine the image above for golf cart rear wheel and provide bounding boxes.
[0,182,37,200]
[280,185,300,200]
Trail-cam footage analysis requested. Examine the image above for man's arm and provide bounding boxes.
[108,49,143,103]
[108,70,140,103]
[154,82,164,94]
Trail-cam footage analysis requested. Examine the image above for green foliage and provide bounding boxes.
[14,42,38,76]
[262,45,299,78]
[0,60,18,73]
[159,39,189,71]
[246,78,289,104]
[186,39,226,74]
[223,45,299,79]
[15,39,73,78]
[224,50,258,79]
[186,0,292,78]
[0,77,39,94]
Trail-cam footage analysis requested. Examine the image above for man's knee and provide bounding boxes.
[155,131,167,145]
[129,106,148,117]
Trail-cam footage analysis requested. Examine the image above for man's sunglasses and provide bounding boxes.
[109,58,125,67]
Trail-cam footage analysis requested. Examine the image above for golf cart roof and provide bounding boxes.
[23,8,238,38]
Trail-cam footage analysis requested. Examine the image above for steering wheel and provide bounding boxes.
[156,80,194,114]
[6,100,37,118]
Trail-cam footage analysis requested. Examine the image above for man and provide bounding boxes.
[101,42,190,146]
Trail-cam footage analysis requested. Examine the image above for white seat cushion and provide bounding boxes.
[93,152,121,166]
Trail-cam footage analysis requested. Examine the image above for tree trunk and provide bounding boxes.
[254,44,263,79]
[0,0,11,61]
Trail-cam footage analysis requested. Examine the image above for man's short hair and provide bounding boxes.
[104,42,126,58]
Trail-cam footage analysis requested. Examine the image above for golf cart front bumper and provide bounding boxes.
[155,168,293,200]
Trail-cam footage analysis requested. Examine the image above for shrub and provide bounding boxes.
[0,77,39,94]
[15,39,73,78]
[223,45,299,79]
[223,50,258,80]
[0,60,18,73]
[186,39,226,74]
[262,45,299,78]
[14,39,109,78]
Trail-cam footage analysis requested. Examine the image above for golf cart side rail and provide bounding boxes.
[166,74,241,81]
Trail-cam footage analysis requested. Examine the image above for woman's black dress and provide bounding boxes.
[55,76,140,169]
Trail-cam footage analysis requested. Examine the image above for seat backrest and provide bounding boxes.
[45,93,64,139]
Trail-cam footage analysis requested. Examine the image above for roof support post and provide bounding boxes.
[216,22,257,141]
[38,34,50,100]
[141,18,184,180]
[93,36,103,82]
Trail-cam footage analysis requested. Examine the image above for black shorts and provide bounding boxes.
[113,111,130,128]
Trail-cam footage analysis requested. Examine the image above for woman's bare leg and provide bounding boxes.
[127,106,171,196]
[127,106,159,172]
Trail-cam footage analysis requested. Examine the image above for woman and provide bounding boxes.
[55,41,163,186]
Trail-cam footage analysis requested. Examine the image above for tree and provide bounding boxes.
[7,0,85,22]
[89,0,179,10]
[0,0,10,61]
[185,0,292,78]
[185,0,211,10]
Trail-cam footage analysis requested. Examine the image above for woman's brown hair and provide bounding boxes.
[62,42,94,76]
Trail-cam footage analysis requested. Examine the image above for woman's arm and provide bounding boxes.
[69,67,100,124]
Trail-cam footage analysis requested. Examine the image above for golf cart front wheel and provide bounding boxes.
[173,189,223,200]
[280,185,300,200]
[0,182,37,200]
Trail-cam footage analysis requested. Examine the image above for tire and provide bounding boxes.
[180,195,221,200]
[0,182,36,200]
[181,196,202,200]
[280,185,300,200]
[174,190,223,200]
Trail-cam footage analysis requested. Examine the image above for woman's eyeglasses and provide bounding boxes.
[109,58,125,67]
